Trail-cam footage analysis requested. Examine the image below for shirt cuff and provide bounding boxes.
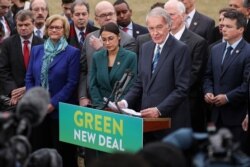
[121,99,128,108]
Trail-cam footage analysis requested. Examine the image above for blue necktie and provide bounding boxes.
[152,45,161,73]
[222,46,233,65]
[36,29,41,38]
[79,31,85,45]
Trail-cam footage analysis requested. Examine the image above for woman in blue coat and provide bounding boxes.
[25,15,79,167]
[89,22,137,108]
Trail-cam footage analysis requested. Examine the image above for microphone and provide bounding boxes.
[116,71,134,101]
[16,87,50,135]
[117,69,130,89]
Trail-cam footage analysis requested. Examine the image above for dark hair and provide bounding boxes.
[219,7,236,14]
[113,0,130,10]
[15,10,34,22]
[100,22,120,36]
[150,2,165,10]
[62,0,75,4]
[223,9,247,29]
[71,0,89,14]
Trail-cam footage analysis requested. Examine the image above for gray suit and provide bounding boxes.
[79,29,136,98]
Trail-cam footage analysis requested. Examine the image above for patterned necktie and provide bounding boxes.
[222,46,233,65]
[152,45,161,73]
[79,31,85,44]
[23,40,30,69]
[122,27,128,32]
[36,29,41,38]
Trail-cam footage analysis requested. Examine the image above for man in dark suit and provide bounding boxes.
[203,10,250,142]
[113,0,148,39]
[229,0,250,43]
[165,0,208,132]
[0,10,43,105]
[119,7,191,142]
[0,0,15,40]
[79,0,136,107]
[180,0,215,44]
[67,0,98,50]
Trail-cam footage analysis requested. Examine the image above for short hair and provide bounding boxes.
[62,0,75,4]
[150,2,165,10]
[44,14,70,38]
[100,22,120,36]
[15,10,34,22]
[223,9,247,29]
[219,7,236,14]
[164,0,186,14]
[243,0,250,8]
[146,7,172,27]
[113,0,130,9]
[71,0,89,14]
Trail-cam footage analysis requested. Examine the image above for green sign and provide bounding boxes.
[59,103,143,153]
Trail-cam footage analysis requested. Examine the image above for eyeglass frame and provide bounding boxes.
[95,12,115,19]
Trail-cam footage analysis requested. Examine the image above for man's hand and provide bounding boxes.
[140,107,160,118]
[10,87,26,105]
[48,104,55,113]
[204,93,215,104]
[214,94,228,106]
[242,114,248,131]
[89,35,103,50]
[79,98,91,106]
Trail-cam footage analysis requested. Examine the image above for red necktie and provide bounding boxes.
[122,27,128,32]
[23,40,30,69]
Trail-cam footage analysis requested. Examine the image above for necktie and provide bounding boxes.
[185,16,190,28]
[36,29,41,38]
[152,45,161,73]
[79,31,85,44]
[122,27,128,32]
[23,40,30,69]
[222,46,233,65]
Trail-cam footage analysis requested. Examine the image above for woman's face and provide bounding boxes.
[47,19,64,43]
[101,31,120,52]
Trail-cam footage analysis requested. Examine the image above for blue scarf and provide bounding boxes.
[41,37,68,89]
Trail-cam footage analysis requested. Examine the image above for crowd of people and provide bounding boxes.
[1,0,250,166]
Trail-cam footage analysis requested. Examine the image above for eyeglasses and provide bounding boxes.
[32,7,47,12]
[102,36,117,43]
[48,26,63,31]
[96,12,114,19]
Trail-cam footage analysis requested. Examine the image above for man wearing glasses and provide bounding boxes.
[78,0,136,107]
[30,0,49,38]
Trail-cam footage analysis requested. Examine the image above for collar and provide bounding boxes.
[157,33,169,49]
[74,26,86,41]
[34,26,45,35]
[20,34,33,44]
[226,38,242,50]
[172,25,185,40]
[187,9,196,20]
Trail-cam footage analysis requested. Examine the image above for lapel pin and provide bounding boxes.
[194,22,197,26]
[236,50,239,54]
[136,31,139,34]
[117,62,120,65]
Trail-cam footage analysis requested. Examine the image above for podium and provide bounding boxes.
[143,118,171,132]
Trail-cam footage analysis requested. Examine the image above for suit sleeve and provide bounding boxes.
[25,47,36,90]
[123,36,137,53]
[89,54,103,106]
[50,49,80,109]
[203,49,214,94]
[0,40,18,95]
[157,46,191,114]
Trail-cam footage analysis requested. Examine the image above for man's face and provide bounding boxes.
[164,5,185,33]
[95,5,116,27]
[0,0,11,17]
[114,2,132,27]
[229,0,249,16]
[72,4,89,30]
[147,16,170,44]
[222,17,244,44]
[62,3,73,20]
[16,18,34,39]
[31,0,48,27]
[218,12,225,33]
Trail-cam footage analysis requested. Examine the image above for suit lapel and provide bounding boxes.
[180,28,190,43]
[100,50,113,90]
[189,11,199,31]
[109,48,123,84]
[221,40,245,77]
[15,36,26,69]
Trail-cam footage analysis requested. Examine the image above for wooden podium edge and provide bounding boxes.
[143,118,171,132]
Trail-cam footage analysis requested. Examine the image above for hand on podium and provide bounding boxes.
[140,107,161,118]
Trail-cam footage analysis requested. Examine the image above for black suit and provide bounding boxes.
[136,33,151,56]
[132,22,148,39]
[189,11,215,44]
[0,34,44,95]
[243,20,250,43]
[179,28,208,131]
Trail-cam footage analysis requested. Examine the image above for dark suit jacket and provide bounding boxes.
[79,29,136,98]
[203,39,250,126]
[132,22,148,39]
[211,26,222,44]
[67,23,99,49]
[0,34,43,95]
[180,28,208,97]
[26,44,80,117]
[243,20,250,43]
[89,47,137,106]
[125,35,191,134]
[136,33,151,55]
[189,11,215,44]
